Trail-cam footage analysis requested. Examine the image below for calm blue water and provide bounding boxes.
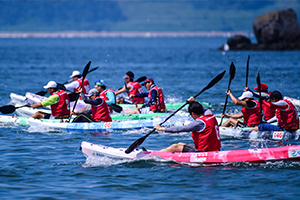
[1,37,300,199]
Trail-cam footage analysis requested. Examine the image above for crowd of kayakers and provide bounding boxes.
[22,67,299,155]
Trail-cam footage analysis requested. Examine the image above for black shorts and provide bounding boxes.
[182,144,199,152]
[44,114,51,119]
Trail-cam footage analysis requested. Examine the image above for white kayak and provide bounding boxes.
[80,141,300,164]
[220,127,300,141]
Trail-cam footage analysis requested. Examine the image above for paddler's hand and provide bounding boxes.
[77,88,83,93]
[244,86,249,92]
[221,113,229,118]
[225,89,231,96]
[154,124,165,132]
[137,105,143,111]
[187,96,195,103]
[71,111,77,115]
[129,94,135,99]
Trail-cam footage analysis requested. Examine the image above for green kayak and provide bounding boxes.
[118,102,211,110]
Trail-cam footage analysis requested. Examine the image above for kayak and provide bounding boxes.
[80,141,300,164]
[220,127,300,141]
[284,96,300,107]
[119,101,212,110]
[25,116,188,133]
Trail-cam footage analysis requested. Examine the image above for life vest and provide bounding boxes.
[148,85,166,112]
[50,90,70,118]
[100,88,116,114]
[74,78,90,94]
[241,100,261,126]
[262,102,276,121]
[91,96,112,122]
[191,114,221,151]
[127,81,144,104]
[276,99,299,130]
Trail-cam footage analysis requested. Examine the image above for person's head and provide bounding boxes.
[70,70,81,80]
[270,90,283,102]
[87,88,100,100]
[123,71,134,83]
[188,101,204,118]
[94,79,106,92]
[142,77,154,90]
[238,91,253,101]
[254,83,268,92]
[43,81,57,95]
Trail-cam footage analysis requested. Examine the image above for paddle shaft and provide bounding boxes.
[125,70,226,154]
[246,55,250,87]
[219,62,236,125]
[256,69,263,123]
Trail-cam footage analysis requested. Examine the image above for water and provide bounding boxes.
[1,37,300,199]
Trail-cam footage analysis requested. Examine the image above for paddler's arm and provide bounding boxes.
[115,85,132,95]
[64,81,79,91]
[139,89,158,109]
[105,90,116,105]
[31,95,59,108]
[81,91,104,106]
[155,121,205,133]
[226,89,248,107]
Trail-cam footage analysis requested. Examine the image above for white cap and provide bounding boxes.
[43,81,57,89]
[70,70,81,78]
[238,91,253,100]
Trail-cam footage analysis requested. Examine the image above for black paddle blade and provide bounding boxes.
[68,92,79,102]
[57,83,67,91]
[125,130,155,154]
[246,55,250,87]
[0,105,16,114]
[256,69,261,91]
[36,91,47,96]
[229,62,236,80]
[136,76,147,83]
[110,104,123,113]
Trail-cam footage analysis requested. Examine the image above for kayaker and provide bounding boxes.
[125,77,166,114]
[115,71,145,104]
[245,83,276,122]
[94,79,116,114]
[220,89,261,128]
[29,81,71,119]
[64,70,90,97]
[154,97,221,152]
[72,88,112,122]
[250,90,299,132]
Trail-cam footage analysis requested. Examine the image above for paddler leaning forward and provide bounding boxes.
[29,81,71,119]
[125,77,166,114]
[154,97,221,153]
[72,88,112,123]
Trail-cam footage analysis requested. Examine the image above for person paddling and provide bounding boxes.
[115,71,145,104]
[72,88,112,123]
[94,79,116,114]
[220,90,261,128]
[29,81,70,119]
[245,83,276,122]
[124,77,166,114]
[64,70,90,97]
[154,97,221,152]
[250,90,299,132]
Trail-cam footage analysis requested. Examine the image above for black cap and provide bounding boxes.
[270,90,283,100]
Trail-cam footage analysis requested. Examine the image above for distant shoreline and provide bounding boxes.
[0,31,250,38]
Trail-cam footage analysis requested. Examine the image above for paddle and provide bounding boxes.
[135,76,147,83]
[0,105,29,114]
[35,66,98,96]
[110,104,123,113]
[256,69,263,123]
[246,55,250,87]
[219,62,236,125]
[68,61,91,121]
[125,70,226,154]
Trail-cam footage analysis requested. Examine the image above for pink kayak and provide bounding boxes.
[80,141,300,164]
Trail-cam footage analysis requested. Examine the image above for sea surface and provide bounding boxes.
[0,36,300,199]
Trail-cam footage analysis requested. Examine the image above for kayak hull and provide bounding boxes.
[80,141,300,164]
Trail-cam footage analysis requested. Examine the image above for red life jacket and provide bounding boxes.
[241,100,261,126]
[276,99,299,130]
[191,114,221,151]
[74,78,90,94]
[262,102,276,121]
[50,90,70,118]
[100,88,116,114]
[148,86,166,112]
[91,96,112,122]
[127,81,144,104]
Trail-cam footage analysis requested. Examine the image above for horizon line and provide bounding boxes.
[0,31,252,38]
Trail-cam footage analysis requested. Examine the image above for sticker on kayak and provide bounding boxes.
[104,122,112,128]
[190,152,208,162]
[288,149,300,158]
[91,150,102,157]
[272,131,284,140]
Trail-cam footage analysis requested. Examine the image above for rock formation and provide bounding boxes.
[219,8,300,50]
